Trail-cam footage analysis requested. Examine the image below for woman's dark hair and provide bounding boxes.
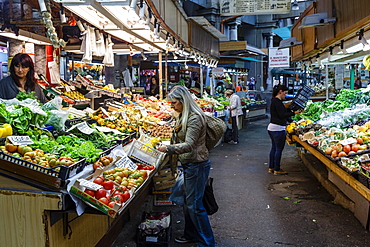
[10,53,36,91]
[272,84,289,98]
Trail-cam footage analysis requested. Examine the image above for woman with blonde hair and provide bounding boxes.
[158,85,215,247]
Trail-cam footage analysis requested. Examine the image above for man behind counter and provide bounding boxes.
[0,53,47,103]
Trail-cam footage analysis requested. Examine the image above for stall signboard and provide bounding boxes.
[220,0,290,16]
[212,67,224,77]
[269,47,290,68]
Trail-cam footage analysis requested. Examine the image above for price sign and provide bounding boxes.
[76,122,95,134]
[65,85,71,92]
[78,179,103,191]
[115,155,138,170]
[8,136,34,145]
[70,86,76,91]
[120,111,130,121]
[139,107,148,117]
[108,116,117,121]
[101,108,110,117]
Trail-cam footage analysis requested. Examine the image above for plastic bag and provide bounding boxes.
[45,110,69,131]
[169,171,184,205]
[42,96,63,111]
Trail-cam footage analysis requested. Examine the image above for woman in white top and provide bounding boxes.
[225,89,243,144]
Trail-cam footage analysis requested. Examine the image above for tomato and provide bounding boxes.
[331,150,338,158]
[93,177,104,185]
[5,143,18,153]
[93,161,103,170]
[100,157,111,166]
[343,145,351,154]
[112,194,124,203]
[357,138,364,145]
[95,189,107,199]
[352,144,359,152]
[121,191,130,202]
[108,201,117,209]
[338,151,347,157]
[98,197,109,205]
[103,180,114,190]
[84,189,95,197]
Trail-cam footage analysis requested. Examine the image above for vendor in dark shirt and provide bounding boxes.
[0,53,47,103]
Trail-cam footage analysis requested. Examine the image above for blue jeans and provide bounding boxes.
[183,159,215,247]
[268,130,286,171]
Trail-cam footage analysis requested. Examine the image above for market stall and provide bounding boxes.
[285,87,370,230]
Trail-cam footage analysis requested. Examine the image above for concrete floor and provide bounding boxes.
[111,117,370,247]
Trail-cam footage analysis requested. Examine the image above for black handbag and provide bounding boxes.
[202,177,219,215]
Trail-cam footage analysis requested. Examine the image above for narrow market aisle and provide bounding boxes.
[112,117,370,247]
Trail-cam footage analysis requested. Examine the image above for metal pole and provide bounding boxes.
[165,52,168,96]
[350,64,355,90]
[325,64,329,100]
[200,65,203,97]
[159,51,163,100]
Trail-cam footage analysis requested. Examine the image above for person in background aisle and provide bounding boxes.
[148,76,160,97]
[157,85,215,247]
[225,89,243,144]
[354,77,362,89]
[268,84,301,175]
[215,81,226,94]
[0,53,47,103]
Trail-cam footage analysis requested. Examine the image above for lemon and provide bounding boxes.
[0,128,4,138]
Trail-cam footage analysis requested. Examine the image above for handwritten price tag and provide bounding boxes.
[8,136,34,145]
[76,122,95,134]
[78,179,103,191]
[139,107,148,117]
[115,155,138,170]
[120,112,130,121]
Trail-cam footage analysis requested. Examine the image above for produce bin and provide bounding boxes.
[0,151,86,189]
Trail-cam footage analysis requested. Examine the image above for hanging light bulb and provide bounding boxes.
[165,32,171,47]
[340,40,347,54]
[184,56,188,69]
[328,47,333,62]
[193,53,198,62]
[138,1,146,25]
[129,45,135,56]
[172,52,178,60]
[154,21,160,39]
[291,0,299,11]
[141,50,147,60]
[144,8,151,30]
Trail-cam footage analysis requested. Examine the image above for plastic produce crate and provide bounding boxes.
[136,211,171,247]
[127,139,165,168]
[0,151,86,188]
[289,86,315,111]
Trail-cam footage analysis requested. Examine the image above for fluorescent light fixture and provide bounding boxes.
[0,29,52,45]
[346,43,363,53]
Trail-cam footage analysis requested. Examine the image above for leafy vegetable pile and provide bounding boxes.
[0,104,48,134]
[293,100,348,122]
[28,130,103,164]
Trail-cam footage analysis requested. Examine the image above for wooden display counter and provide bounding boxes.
[291,135,370,229]
[0,157,168,247]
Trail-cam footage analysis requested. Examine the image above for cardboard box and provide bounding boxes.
[153,193,174,206]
